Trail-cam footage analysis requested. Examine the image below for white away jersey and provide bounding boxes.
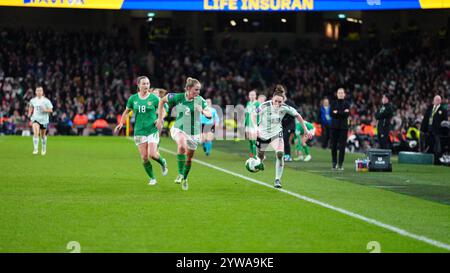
[255,101,298,140]
[30,97,53,124]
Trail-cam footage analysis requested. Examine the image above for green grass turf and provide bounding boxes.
[0,136,449,253]
[214,141,450,205]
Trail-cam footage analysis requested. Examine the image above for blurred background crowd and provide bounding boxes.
[1,21,449,153]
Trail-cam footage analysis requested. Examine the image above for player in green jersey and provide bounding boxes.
[293,120,316,162]
[115,76,168,186]
[245,90,260,158]
[258,94,267,104]
[156,77,212,191]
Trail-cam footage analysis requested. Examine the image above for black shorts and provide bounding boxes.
[32,121,48,130]
[256,131,283,149]
[201,123,215,134]
[283,127,295,135]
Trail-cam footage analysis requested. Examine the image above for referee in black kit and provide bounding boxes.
[330,88,350,171]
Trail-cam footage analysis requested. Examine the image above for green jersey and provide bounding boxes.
[167,92,207,135]
[295,120,314,135]
[163,103,169,115]
[126,93,160,136]
[245,100,260,127]
[157,102,169,118]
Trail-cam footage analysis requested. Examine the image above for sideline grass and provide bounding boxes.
[0,136,448,252]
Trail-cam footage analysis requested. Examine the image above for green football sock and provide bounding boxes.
[296,141,302,152]
[183,162,192,179]
[154,155,166,167]
[249,140,257,157]
[302,145,310,156]
[177,154,186,175]
[143,161,155,179]
[293,136,301,152]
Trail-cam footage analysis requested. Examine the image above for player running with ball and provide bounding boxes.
[252,85,313,188]
[156,77,212,191]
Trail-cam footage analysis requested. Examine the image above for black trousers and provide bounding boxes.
[321,125,331,149]
[378,129,391,149]
[330,128,348,167]
[428,133,442,164]
[283,124,295,156]
[77,126,84,136]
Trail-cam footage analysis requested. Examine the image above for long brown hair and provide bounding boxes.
[273,84,286,100]
[136,76,150,86]
[154,88,167,98]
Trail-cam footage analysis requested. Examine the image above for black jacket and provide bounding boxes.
[375,103,394,131]
[421,104,448,135]
[330,99,350,130]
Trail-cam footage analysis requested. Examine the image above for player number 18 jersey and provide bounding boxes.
[126,93,160,136]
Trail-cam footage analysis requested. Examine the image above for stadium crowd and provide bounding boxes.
[0,26,449,152]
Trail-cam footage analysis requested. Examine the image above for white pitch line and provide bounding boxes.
[371,185,406,189]
[159,147,450,251]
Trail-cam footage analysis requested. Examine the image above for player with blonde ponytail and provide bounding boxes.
[156,77,212,190]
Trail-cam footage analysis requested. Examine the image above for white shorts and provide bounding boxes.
[256,131,284,152]
[170,127,201,151]
[134,133,160,146]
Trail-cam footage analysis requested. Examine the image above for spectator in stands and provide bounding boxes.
[0,26,449,155]
[73,109,88,136]
[56,112,73,135]
[92,118,111,136]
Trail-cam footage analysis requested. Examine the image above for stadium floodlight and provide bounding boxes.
[346,18,361,23]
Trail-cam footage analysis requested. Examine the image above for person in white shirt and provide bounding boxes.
[28,86,53,155]
[252,85,312,189]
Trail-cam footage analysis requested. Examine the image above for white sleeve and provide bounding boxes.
[46,99,53,109]
[284,105,298,117]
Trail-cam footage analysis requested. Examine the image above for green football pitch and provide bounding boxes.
[0,136,449,253]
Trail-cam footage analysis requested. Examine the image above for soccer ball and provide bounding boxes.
[245,157,261,173]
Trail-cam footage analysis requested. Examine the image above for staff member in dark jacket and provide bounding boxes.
[375,94,394,149]
[330,88,350,171]
[282,93,297,162]
[420,95,448,164]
